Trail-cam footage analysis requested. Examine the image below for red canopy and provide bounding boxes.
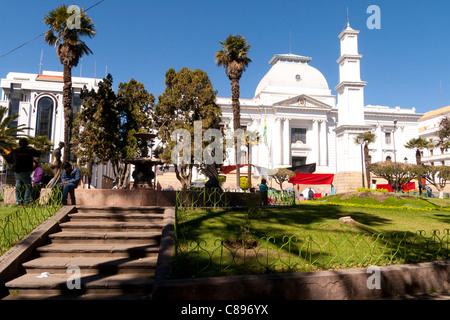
[288,173,334,185]
[221,164,248,174]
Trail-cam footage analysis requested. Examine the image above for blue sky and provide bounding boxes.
[0,0,449,115]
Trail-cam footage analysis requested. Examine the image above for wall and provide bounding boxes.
[153,261,450,300]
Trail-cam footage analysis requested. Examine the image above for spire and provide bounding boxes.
[347,6,350,28]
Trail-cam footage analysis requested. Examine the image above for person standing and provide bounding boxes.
[427,186,432,198]
[58,162,81,205]
[308,187,315,201]
[1,138,41,205]
[259,178,268,206]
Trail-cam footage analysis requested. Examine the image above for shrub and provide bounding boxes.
[240,176,249,191]
[357,187,389,193]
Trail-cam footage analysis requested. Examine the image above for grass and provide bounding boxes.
[0,205,23,219]
[0,203,62,255]
[173,192,450,278]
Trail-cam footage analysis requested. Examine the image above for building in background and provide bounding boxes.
[418,106,450,166]
[217,24,423,193]
[0,70,113,188]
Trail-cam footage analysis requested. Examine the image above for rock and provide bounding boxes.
[338,216,358,226]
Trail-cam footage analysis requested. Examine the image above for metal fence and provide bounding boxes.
[172,229,450,279]
[0,185,63,256]
[176,188,231,209]
[175,188,296,209]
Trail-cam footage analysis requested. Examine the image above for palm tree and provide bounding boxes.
[0,106,29,154]
[355,131,376,188]
[215,35,251,189]
[404,137,433,194]
[44,5,96,164]
[404,137,432,165]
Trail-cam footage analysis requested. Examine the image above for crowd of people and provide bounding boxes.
[1,138,80,205]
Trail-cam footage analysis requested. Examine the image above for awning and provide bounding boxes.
[220,164,248,174]
[286,163,316,173]
[288,173,334,185]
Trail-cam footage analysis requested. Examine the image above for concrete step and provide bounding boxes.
[22,256,157,275]
[59,221,164,232]
[37,243,159,258]
[2,205,172,300]
[75,206,166,214]
[5,273,154,298]
[68,212,164,222]
[49,231,161,245]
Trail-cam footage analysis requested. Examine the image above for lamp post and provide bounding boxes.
[358,134,365,189]
[393,120,398,193]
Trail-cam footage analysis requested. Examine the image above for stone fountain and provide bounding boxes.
[124,132,164,190]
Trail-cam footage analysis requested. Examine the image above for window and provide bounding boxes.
[292,157,306,167]
[8,86,21,131]
[72,92,82,119]
[240,150,248,165]
[385,132,391,145]
[291,128,307,144]
[36,97,54,140]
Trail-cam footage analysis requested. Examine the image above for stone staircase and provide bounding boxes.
[3,206,169,300]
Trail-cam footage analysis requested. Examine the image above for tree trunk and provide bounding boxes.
[364,144,371,188]
[416,149,423,195]
[175,164,192,189]
[231,78,241,189]
[247,142,252,191]
[87,159,93,189]
[117,162,130,189]
[62,63,73,165]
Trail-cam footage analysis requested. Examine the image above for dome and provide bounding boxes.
[254,54,330,98]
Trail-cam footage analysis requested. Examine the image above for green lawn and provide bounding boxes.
[174,193,450,278]
[0,205,23,219]
[0,203,62,255]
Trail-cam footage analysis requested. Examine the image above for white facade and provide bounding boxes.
[0,70,112,187]
[418,106,450,166]
[217,24,423,190]
[0,70,101,147]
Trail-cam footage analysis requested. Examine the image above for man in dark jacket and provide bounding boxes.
[308,187,315,201]
[2,138,41,204]
[59,162,81,205]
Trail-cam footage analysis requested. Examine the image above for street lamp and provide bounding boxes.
[393,119,398,193]
[358,134,365,188]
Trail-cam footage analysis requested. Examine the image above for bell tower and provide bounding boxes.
[335,24,367,126]
[334,23,372,190]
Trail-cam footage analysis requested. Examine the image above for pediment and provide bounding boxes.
[273,94,333,109]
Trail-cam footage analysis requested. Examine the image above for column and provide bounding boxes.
[319,120,328,166]
[377,124,383,162]
[283,118,291,166]
[312,120,319,165]
[252,119,258,166]
[273,118,282,167]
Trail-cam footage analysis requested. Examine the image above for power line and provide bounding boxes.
[0,0,105,59]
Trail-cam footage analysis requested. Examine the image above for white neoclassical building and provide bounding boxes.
[217,24,423,193]
[0,70,101,148]
[418,106,450,166]
[0,70,116,188]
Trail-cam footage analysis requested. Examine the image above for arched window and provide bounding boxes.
[36,97,54,139]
